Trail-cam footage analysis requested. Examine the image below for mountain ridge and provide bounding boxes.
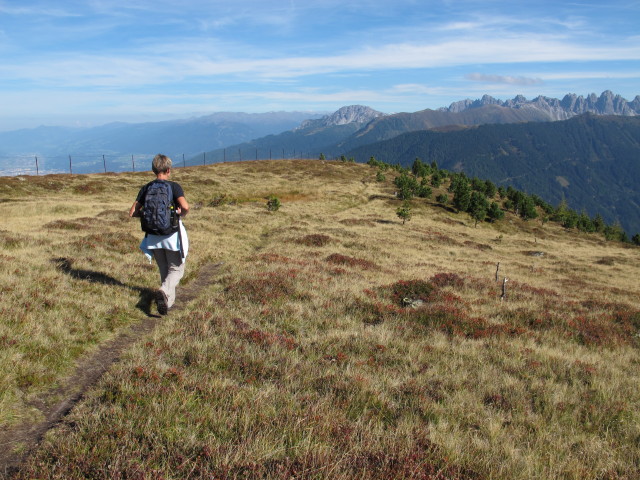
[442,90,640,119]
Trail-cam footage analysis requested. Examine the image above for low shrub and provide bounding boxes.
[296,234,332,247]
[326,253,378,270]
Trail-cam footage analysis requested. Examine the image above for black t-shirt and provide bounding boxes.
[136,180,185,206]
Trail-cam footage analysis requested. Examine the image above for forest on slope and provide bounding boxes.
[344,114,640,235]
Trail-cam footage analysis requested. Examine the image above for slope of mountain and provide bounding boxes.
[344,114,640,235]
[0,111,323,158]
[330,91,640,155]
[193,106,385,163]
[202,92,638,162]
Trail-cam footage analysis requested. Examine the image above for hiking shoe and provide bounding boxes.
[156,290,169,315]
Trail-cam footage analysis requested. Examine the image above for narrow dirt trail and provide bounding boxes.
[0,262,224,479]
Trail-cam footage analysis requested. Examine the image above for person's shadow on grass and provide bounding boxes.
[52,257,158,316]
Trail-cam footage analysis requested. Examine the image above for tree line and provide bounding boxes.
[363,155,640,245]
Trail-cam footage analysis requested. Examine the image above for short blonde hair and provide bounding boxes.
[152,154,172,174]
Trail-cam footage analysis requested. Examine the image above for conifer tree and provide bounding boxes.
[593,214,606,232]
[453,177,471,213]
[484,180,497,199]
[519,195,538,221]
[396,201,412,224]
[468,191,489,226]
[487,202,505,222]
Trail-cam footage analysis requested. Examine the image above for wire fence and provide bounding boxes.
[0,148,320,177]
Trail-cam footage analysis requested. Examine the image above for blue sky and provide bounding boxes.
[0,0,639,130]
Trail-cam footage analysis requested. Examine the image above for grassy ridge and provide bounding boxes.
[2,160,640,479]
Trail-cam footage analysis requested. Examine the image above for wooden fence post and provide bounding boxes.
[501,277,508,301]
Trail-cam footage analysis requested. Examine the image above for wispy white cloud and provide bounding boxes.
[465,73,544,86]
[4,33,638,89]
[0,2,81,17]
[540,70,640,80]
[1,0,639,127]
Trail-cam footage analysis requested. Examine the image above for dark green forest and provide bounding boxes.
[364,156,638,245]
[344,114,640,236]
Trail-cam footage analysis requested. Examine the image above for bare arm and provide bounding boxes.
[176,196,189,217]
[129,201,141,217]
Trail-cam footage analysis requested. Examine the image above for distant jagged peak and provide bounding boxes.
[326,105,386,125]
[297,105,385,130]
[441,91,639,118]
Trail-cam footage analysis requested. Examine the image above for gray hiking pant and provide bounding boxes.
[152,249,185,309]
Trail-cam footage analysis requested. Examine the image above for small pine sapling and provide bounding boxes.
[266,195,281,212]
[396,201,412,225]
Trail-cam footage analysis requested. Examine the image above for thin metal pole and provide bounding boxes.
[224,149,226,162]
[69,155,72,174]
[203,152,206,166]
[183,153,185,168]
[239,148,241,161]
[132,155,135,172]
[35,156,39,176]
[103,154,106,173]
[256,148,258,161]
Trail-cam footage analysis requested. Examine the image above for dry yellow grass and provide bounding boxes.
[1,160,639,479]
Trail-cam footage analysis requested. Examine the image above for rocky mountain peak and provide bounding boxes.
[441,91,639,119]
[297,105,385,130]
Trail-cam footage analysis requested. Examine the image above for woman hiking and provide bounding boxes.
[129,154,189,315]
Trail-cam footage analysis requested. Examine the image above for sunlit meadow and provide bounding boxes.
[1,160,639,479]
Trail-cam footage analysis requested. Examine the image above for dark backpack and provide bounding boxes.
[140,181,178,235]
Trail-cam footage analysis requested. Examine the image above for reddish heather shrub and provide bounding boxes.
[385,279,435,306]
[351,299,405,325]
[73,232,138,254]
[73,181,105,194]
[296,234,332,247]
[44,219,94,231]
[505,280,560,299]
[484,393,512,411]
[326,253,378,270]
[430,272,464,288]
[339,218,376,227]
[233,323,298,351]
[567,315,616,347]
[463,240,493,251]
[224,271,299,304]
